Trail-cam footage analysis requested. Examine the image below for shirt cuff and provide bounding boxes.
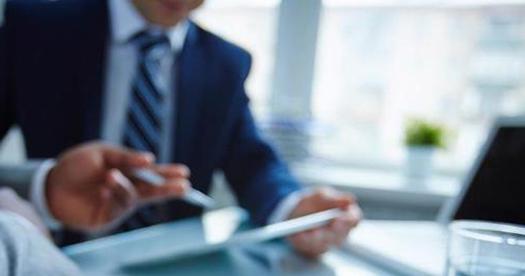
[30,159,62,230]
[267,189,313,224]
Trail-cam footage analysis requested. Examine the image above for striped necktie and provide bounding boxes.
[123,31,170,157]
[121,31,170,229]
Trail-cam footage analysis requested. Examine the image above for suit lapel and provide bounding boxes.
[74,11,206,158]
[78,0,110,141]
[173,23,207,164]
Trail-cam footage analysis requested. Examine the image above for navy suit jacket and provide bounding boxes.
[0,0,301,244]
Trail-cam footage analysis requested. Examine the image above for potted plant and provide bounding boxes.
[404,119,446,179]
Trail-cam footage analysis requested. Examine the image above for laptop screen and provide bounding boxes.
[453,126,525,225]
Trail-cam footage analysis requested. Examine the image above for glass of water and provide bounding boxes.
[447,220,525,276]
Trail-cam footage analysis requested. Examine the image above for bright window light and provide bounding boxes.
[312,1,525,173]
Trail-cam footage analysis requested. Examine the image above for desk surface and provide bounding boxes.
[63,208,396,276]
[293,163,460,208]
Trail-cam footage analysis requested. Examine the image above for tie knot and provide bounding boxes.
[131,31,170,54]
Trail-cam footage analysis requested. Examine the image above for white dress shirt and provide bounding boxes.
[102,0,188,163]
[30,0,304,230]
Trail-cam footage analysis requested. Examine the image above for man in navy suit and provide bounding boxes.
[0,0,361,257]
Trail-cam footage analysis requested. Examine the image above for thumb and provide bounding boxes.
[310,189,353,211]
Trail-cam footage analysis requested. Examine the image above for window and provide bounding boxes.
[310,0,525,173]
[192,0,281,117]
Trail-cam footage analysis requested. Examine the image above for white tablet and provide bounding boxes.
[122,208,344,266]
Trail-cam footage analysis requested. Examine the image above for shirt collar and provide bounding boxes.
[109,0,189,52]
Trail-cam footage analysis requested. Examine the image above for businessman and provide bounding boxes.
[0,0,361,257]
[0,142,189,275]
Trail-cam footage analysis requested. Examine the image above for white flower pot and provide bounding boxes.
[405,146,436,179]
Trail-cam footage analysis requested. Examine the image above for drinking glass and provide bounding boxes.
[447,220,525,276]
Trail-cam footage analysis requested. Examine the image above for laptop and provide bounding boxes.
[345,116,525,276]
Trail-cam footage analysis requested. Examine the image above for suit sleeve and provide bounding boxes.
[0,3,15,141]
[221,54,302,225]
[0,211,80,276]
[0,3,41,200]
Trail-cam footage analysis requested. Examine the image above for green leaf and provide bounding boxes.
[404,119,446,148]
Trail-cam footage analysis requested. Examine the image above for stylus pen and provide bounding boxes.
[132,168,216,209]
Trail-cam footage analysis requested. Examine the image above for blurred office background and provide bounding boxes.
[1,0,525,220]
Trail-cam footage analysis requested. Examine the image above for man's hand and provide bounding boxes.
[0,188,49,236]
[46,142,190,232]
[287,188,362,258]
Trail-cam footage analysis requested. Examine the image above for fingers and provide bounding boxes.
[100,144,154,169]
[107,169,139,207]
[288,233,316,258]
[135,179,190,203]
[91,186,137,233]
[311,188,355,211]
[288,228,333,258]
[290,188,356,219]
[349,203,363,226]
[287,189,362,258]
[154,164,190,178]
[92,144,191,200]
[92,169,139,229]
[327,206,360,246]
[91,186,112,229]
[321,203,361,245]
[289,209,359,258]
[133,164,191,202]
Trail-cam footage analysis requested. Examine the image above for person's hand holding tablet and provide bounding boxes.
[287,188,362,258]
